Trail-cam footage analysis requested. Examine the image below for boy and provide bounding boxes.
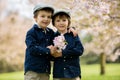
[24,4,54,80]
[50,10,84,80]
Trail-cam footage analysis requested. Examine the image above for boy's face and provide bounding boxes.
[34,10,52,29]
[54,16,69,33]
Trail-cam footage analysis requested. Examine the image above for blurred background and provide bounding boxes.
[0,0,120,80]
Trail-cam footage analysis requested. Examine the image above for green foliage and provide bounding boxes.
[82,34,93,44]
[82,64,120,80]
[0,71,24,80]
[0,64,120,80]
[0,58,23,73]
[80,53,100,64]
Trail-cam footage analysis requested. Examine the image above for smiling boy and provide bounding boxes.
[24,4,54,80]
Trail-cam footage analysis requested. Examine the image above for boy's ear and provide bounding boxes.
[33,15,36,19]
[34,17,37,22]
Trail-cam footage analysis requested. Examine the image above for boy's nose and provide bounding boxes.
[44,17,49,20]
[60,21,64,24]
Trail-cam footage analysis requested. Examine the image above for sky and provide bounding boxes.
[0,0,33,20]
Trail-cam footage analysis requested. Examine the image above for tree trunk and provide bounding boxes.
[100,53,106,75]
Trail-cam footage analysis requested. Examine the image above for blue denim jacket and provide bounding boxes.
[53,31,84,78]
[24,24,54,74]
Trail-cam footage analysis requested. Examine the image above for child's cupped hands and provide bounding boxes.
[47,45,62,58]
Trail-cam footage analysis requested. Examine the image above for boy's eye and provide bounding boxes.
[56,20,60,22]
[40,15,51,19]
[63,19,66,21]
[48,16,52,19]
[41,15,45,18]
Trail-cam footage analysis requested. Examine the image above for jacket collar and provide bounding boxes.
[34,24,49,32]
[55,31,70,36]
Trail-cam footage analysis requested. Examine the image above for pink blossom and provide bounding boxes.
[53,35,67,51]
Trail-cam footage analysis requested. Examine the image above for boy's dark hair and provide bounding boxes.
[52,12,71,27]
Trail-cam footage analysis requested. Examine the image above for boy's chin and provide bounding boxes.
[41,25,48,28]
[59,28,67,31]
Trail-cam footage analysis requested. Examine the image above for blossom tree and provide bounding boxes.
[67,0,120,75]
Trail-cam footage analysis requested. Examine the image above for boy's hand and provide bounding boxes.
[47,45,54,55]
[53,51,62,58]
[50,46,62,58]
[68,27,78,37]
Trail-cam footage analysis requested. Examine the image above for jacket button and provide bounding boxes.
[40,54,42,55]
[46,52,48,54]
[64,68,66,70]
[64,56,66,58]
[64,60,66,62]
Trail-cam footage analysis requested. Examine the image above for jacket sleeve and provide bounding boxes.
[25,31,50,56]
[62,36,84,57]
